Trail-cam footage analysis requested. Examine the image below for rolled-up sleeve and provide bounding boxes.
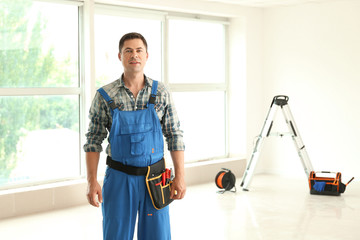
[83,92,111,152]
[161,88,185,152]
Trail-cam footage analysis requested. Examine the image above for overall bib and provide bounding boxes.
[98,81,171,240]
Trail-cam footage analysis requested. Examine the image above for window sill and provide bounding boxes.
[0,178,89,220]
[184,157,246,186]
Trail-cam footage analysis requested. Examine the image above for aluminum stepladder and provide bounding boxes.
[240,95,314,191]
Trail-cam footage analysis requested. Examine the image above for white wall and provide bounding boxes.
[256,0,360,181]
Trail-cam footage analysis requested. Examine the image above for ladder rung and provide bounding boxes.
[268,132,293,137]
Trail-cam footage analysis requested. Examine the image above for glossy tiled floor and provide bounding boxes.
[1,174,359,240]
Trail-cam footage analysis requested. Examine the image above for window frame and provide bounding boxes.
[0,0,84,190]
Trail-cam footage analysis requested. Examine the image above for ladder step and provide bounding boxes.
[268,132,293,137]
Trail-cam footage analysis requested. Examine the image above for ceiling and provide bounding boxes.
[201,0,341,7]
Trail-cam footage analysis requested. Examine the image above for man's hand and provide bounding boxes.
[170,151,186,200]
[87,180,103,207]
[170,176,186,199]
[86,152,102,207]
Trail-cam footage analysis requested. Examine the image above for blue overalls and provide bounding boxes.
[98,81,171,240]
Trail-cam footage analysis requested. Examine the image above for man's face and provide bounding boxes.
[118,38,148,74]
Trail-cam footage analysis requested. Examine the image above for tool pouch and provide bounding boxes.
[146,159,174,210]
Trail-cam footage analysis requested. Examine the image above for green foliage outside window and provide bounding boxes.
[0,0,78,186]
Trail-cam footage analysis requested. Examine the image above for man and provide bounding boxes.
[84,32,185,240]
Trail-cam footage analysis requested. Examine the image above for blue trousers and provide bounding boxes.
[102,167,171,240]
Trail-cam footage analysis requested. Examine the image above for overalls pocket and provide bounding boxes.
[119,122,153,157]
[130,133,145,155]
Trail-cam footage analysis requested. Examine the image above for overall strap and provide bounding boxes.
[148,80,158,106]
[97,88,117,111]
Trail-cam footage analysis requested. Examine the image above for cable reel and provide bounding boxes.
[215,168,236,193]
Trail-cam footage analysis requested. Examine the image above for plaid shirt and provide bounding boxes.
[83,76,185,155]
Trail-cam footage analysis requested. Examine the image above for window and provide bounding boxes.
[172,92,226,162]
[0,1,230,189]
[168,18,226,84]
[167,17,228,162]
[0,0,81,188]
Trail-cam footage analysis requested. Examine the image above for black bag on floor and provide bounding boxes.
[309,171,354,196]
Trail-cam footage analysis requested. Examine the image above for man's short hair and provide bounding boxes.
[119,32,148,53]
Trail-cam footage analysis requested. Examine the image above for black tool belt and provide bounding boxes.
[106,156,164,176]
